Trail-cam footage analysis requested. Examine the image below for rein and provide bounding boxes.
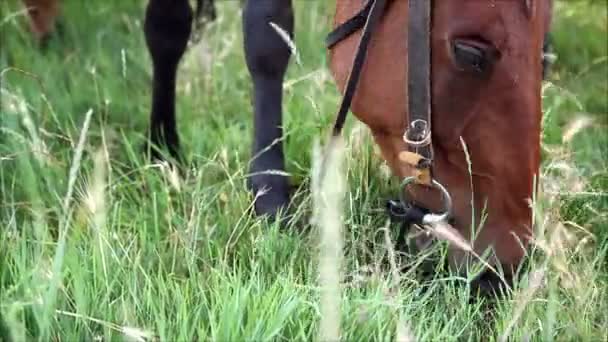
[325,0,452,227]
[328,0,388,136]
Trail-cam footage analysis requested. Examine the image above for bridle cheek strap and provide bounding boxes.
[326,0,452,225]
[326,0,435,185]
[401,0,433,186]
[400,0,452,224]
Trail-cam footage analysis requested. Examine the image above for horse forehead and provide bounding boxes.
[430,0,542,61]
[433,0,530,15]
[432,0,533,32]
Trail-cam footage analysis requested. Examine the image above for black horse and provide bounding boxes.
[144,0,294,218]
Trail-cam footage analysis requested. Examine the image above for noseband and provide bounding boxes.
[326,0,452,228]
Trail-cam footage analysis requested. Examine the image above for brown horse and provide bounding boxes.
[21,0,59,41]
[19,0,553,291]
[330,0,552,283]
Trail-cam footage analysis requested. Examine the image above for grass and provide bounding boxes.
[1,0,607,340]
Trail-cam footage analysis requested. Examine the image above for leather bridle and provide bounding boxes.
[326,0,452,228]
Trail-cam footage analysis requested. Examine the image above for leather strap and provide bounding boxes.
[325,0,374,49]
[405,0,433,171]
[326,1,438,227]
[330,0,388,136]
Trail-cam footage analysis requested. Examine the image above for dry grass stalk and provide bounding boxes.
[62,109,93,214]
[383,225,417,342]
[83,148,108,230]
[269,21,301,66]
[498,268,546,342]
[313,136,346,342]
[562,115,593,143]
[395,314,416,342]
[383,224,401,292]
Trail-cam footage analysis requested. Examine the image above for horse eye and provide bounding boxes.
[451,38,499,74]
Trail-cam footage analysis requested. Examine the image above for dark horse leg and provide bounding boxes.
[143,0,293,217]
[243,0,294,217]
[143,0,217,160]
[143,0,193,160]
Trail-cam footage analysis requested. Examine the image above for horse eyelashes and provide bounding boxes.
[453,42,486,72]
[451,38,500,74]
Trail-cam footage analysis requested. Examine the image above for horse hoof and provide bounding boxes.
[142,140,184,167]
[249,176,291,222]
[253,190,290,219]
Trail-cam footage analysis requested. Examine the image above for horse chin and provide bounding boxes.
[399,169,531,283]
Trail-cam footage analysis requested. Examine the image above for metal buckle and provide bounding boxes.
[399,176,452,225]
[403,119,431,147]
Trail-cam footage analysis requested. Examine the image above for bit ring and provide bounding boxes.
[400,176,452,225]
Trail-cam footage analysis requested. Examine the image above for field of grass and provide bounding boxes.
[1,0,607,340]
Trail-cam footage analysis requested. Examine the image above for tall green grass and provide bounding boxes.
[1,0,606,340]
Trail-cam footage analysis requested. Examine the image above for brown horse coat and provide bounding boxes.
[330,0,551,274]
[22,0,60,40]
